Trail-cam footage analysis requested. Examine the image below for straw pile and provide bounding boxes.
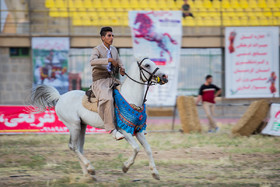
[253,121,268,134]
[232,100,269,136]
[177,96,202,133]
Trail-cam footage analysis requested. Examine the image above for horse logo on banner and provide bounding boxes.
[132,12,178,63]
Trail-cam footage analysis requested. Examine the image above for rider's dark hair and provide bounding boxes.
[205,75,212,80]
[100,27,113,37]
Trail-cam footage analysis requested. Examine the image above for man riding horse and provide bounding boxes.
[89,27,126,140]
[31,44,168,180]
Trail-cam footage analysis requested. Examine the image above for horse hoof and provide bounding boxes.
[87,166,95,175]
[87,168,95,175]
[152,173,160,180]
[122,165,129,173]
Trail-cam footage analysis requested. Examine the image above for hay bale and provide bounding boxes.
[253,121,268,135]
[232,100,269,136]
[177,96,202,133]
[147,107,173,116]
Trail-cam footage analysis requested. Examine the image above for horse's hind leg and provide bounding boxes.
[78,123,95,175]
[121,130,140,173]
[78,123,87,154]
[68,122,95,176]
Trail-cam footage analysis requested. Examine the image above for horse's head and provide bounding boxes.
[136,57,168,85]
[134,13,152,26]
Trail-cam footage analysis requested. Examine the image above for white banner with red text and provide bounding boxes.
[129,11,182,106]
[225,27,279,98]
[262,103,280,136]
[0,106,106,134]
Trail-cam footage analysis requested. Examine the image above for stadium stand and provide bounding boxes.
[44,0,280,26]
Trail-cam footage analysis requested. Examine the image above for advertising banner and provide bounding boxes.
[262,104,280,136]
[129,11,182,106]
[0,0,8,32]
[32,37,70,94]
[69,48,92,89]
[225,27,279,98]
[0,106,106,134]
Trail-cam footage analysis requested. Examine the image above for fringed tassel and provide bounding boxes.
[137,125,147,133]
[117,120,135,134]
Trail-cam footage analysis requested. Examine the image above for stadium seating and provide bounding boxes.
[45,0,280,26]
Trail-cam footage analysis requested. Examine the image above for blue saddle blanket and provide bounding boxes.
[114,89,147,134]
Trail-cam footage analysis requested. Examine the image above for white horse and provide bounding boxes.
[30,57,168,180]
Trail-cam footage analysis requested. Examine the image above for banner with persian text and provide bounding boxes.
[262,104,280,136]
[225,27,279,98]
[0,106,106,134]
[129,11,182,106]
[32,37,69,94]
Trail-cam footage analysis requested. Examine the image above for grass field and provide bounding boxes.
[0,123,279,187]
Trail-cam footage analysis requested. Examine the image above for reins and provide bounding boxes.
[124,72,149,85]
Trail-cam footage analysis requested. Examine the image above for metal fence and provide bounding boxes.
[178,48,222,96]
[67,48,223,96]
[119,48,223,96]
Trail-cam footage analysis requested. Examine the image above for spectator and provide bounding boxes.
[196,75,221,133]
[182,0,194,18]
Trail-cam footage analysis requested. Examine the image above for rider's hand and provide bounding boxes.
[108,58,118,67]
[120,68,125,76]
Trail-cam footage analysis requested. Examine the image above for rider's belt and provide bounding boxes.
[92,72,111,81]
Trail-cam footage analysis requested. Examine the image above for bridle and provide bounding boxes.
[124,58,159,85]
[124,58,160,105]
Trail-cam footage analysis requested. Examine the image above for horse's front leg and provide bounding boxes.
[136,132,160,180]
[121,130,140,173]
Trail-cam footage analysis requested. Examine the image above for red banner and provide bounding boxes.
[0,106,106,134]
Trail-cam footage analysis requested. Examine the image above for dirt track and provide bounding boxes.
[0,125,280,187]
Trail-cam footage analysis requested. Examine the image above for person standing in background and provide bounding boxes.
[196,75,221,133]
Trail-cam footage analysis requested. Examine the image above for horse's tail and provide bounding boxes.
[30,85,61,113]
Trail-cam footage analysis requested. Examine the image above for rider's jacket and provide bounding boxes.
[90,44,124,82]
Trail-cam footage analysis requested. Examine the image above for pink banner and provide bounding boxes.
[0,106,106,134]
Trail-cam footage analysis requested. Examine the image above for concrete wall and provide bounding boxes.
[0,47,32,105]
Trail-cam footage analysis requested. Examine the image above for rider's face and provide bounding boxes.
[102,32,114,46]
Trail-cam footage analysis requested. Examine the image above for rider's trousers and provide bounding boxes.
[92,77,115,132]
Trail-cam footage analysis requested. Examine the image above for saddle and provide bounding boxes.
[82,85,122,113]
[82,88,98,112]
